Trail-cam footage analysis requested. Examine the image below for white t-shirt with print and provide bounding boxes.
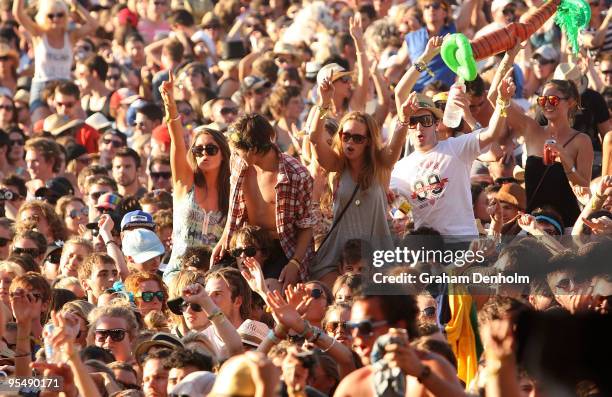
[390,131,484,236]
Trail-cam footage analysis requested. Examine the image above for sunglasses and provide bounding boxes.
[136,291,164,302]
[9,292,42,301]
[68,208,88,219]
[191,144,219,157]
[178,108,193,116]
[133,121,147,128]
[13,247,40,257]
[346,320,388,337]
[95,328,127,342]
[309,288,323,299]
[220,107,238,116]
[102,138,123,148]
[325,321,349,333]
[276,57,290,64]
[601,69,612,75]
[532,59,556,66]
[423,2,444,10]
[422,306,436,317]
[0,238,9,247]
[179,302,203,313]
[0,56,11,62]
[47,12,65,20]
[340,132,368,144]
[537,95,568,107]
[106,74,121,81]
[9,139,24,146]
[90,191,109,201]
[230,246,258,258]
[151,171,171,180]
[408,114,435,128]
[0,105,13,111]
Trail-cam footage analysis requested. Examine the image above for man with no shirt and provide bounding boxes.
[212,114,314,289]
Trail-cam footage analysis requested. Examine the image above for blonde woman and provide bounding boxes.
[308,73,413,286]
[13,0,97,122]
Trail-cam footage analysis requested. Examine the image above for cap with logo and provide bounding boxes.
[121,210,155,231]
[237,320,269,348]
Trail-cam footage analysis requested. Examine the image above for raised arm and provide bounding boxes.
[479,68,515,149]
[348,14,370,113]
[370,60,392,126]
[68,0,98,40]
[382,92,417,168]
[159,71,194,195]
[487,45,539,137]
[12,0,44,36]
[395,36,443,115]
[309,72,342,172]
[184,283,244,357]
[98,214,128,280]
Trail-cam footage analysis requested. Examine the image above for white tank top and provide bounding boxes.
[33,33,73,82]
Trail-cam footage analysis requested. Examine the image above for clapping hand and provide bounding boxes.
[241,257,268,299]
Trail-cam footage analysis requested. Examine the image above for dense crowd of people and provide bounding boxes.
[0,0,610,396]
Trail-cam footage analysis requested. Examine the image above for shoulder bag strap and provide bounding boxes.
[318,184,359,250]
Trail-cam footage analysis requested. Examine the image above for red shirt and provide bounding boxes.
[75,123,100,153]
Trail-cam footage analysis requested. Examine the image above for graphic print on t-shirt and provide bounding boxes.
[410,159,449,209]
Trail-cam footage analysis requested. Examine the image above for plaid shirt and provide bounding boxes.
[227,149,315,277]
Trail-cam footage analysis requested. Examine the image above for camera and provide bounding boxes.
[0,189,14,201]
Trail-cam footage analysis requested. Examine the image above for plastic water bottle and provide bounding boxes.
[443,78,466,128]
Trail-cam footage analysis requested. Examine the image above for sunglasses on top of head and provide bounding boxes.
[537,95,568,107]
[340,132,368,144]
[191,144,219,157]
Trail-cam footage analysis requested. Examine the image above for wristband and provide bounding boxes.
[417,365,431,383]
[397,118,411,127]
[105,240,118,247]
[287,258,303,273]
[413,61,435,77]
[297,320,312,338]
[166,114,180,124]
[565,165,577,175]
[306,327,322,343]
[267,330,281,344]
[207,309,224,321]
[315,105,331,120]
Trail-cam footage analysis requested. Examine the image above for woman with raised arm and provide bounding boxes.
[159,72,231,283]
[488,46,594,227]
[12,0,97,122]
[307,71,412,287]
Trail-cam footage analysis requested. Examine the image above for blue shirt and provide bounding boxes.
[405,24,457,92]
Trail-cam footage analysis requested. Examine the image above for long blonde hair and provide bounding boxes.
[331,111,389,190]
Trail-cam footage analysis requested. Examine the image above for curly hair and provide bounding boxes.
[124,271,168,311]
[17,200,68,241]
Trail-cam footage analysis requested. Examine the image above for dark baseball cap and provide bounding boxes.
[34,177,74,204]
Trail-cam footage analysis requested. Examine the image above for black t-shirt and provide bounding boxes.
[536,88,609,151]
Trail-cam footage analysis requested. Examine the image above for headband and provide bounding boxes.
[535,215,563,235]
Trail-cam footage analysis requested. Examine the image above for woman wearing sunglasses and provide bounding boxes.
[12,0,97,123]
[125,271,168,317]
[489,48,594,227]
[56,196,88,237]
[159,72,231,283]
[309,71,412,287]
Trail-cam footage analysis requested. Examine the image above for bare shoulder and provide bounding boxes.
[334,366,373,397]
